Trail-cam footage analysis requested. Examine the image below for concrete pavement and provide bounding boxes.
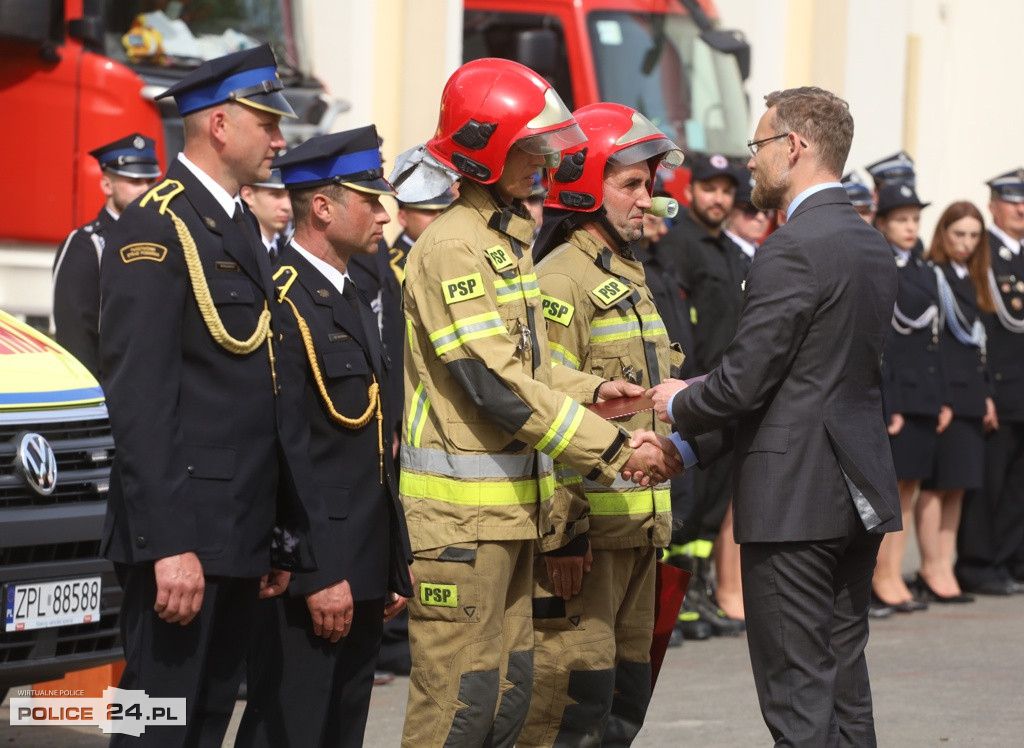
[3,589,1023,745]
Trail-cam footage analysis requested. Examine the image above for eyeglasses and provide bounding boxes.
[746,133,789,157]
[740,204,770,218]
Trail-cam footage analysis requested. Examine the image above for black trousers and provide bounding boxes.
[957,421,1024,584]
[741,523,882,748]
[112,564,257,748]
[237,593,384,747]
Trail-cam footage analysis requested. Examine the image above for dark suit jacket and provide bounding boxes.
[660,212,747,375]
[984,230,1024,421]
[674,187,900,543]
[274,244,413,601]
[100,158,315,577]
[936,264,990,418]
[881,248,945,418]
[53,207,116,378]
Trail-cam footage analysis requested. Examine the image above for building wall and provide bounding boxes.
[716,0,1023,241]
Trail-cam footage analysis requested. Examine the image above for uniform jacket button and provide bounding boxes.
[135,536,148,549]
[187,465,195,475]
[230,291,239,299]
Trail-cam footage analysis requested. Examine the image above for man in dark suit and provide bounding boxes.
[646,87,900,746]
[52,133,161,377]
[100,45,317,746]
[237,127,414,747]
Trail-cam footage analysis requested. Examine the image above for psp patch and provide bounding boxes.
[442,272,485,304]
[119,243,168,263]
[420,583,458,607]
[541,295,575,326]
[484,245,515,272]
[590,278,630,306]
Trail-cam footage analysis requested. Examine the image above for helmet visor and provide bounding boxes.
[609,112,683,168]
[609,138,684,170]
[517,123,586,156]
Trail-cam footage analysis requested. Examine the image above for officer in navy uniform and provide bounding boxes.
[841,171,877,224]
[52,133,161,376]
[237,127,414,748]
[99,44,318,747]
[957,168,1024,595]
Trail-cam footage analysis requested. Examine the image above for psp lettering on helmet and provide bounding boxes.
[541,295,575,326]
[484,245,515,272]
[420,583,458,607]
[591,279,629,305]
[442,272,485,304]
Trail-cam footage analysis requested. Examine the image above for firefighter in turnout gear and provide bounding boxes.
[399,59,682,747]
[520,103,688,746]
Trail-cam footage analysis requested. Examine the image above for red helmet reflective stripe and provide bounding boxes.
[545,103,683,212]
[427,58,584,185]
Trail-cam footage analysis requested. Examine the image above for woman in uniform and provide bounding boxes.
[872,184,944,613]
[914,202,997,602]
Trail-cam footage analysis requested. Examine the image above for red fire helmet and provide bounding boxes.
[426,58,585,185]
[545,103,683,212]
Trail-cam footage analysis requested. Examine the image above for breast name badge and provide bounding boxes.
[484,245,515,272]
[590,279,630,307]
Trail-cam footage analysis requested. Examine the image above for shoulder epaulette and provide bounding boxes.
[140,179,185,216]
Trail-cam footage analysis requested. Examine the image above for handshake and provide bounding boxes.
[596,378,689,486]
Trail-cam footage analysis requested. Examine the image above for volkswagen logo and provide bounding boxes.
[18,433,58,496]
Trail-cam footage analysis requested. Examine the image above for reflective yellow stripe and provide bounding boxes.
[406,381,431,447]
[536,396,585,460]
[548,341,580,370]
[584,488,672,516]
[494,273,541,304]
[400,470,555,506]
[589,313,668,343]
[429,311,506,356]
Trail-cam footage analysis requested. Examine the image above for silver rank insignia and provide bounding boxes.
[1000,246,1013,261]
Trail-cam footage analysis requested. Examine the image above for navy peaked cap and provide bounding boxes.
[273,126,396,195]
[155,43,296,118]
[88,133,161,179]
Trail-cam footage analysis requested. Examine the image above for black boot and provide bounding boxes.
[688,556,745,637]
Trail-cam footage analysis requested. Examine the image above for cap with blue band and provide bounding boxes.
[274,126,397,195]
[156,43,296,119]
[88,133,161,179]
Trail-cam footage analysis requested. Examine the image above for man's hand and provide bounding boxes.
[153,552,205,626]
[983,397,999,433]
[597,379,645,401]
[259,568,291,599]
[306,579,354,643]
[937,405,953,434]
[646,379,688,423]
[545,542,593,601]
[887,413,905,436]
[622,429,684,485]
[620,431,684,486]
[383,567,415,622]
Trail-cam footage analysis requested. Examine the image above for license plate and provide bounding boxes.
[4,576,102,632]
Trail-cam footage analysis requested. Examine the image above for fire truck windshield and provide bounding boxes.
[106,0,307,79]
[586,11,749,159]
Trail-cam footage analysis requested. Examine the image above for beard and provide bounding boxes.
[751,163,788,211]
